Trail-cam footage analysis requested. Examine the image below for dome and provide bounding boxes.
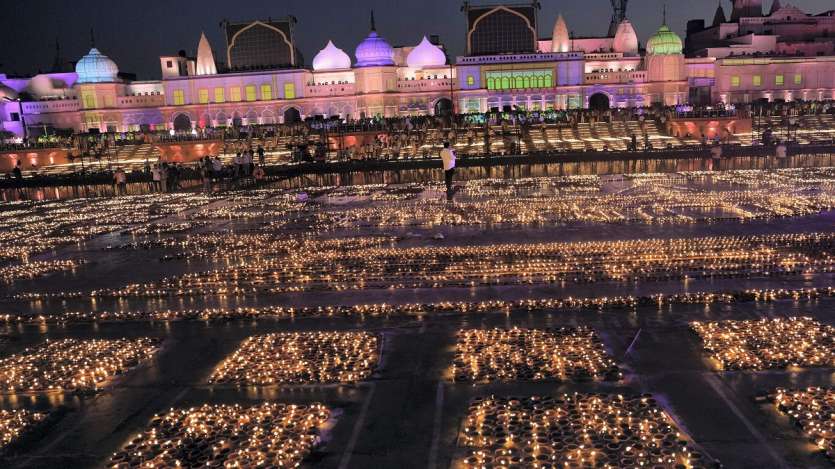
[612,20,639,56]
[75,48,119,83]
[355,31,395,68]
[313,41,352,71]
[646,25,683,56]
[407,36,446,69]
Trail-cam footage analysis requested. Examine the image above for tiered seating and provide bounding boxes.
[27,112,781,174]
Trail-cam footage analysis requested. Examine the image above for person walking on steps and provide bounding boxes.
[440,141,457,201]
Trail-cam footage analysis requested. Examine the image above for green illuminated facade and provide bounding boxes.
[485,70,554,90]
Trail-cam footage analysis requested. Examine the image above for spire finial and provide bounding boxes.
[370,10,376,31]
[662,0,667,25]
[90,28,95,48]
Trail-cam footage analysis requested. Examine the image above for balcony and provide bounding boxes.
[584,71,647,84]
[304,83,356,97]
[397,79,457,91]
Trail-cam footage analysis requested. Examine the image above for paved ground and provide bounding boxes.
[0,174,834,469]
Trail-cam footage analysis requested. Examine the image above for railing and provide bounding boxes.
[585,71,647,84]
[22,100,79,114]
[116,95,166,107]
[396,79,456,91]
[304,84,356,97]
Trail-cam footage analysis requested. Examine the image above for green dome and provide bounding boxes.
[646,25,683,55]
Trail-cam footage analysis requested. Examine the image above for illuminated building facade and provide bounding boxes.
[1,3,834,138]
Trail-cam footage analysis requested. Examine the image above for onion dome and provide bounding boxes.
[612,20,639,56]
[355,31,395,67]
[355,11,395,68]
[75,48,119,83]
[313,41,352,71]
[406,36,446,68]
[646,25,683,56]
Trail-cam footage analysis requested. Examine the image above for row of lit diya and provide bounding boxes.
[0,317,830,397]
[0,193,213,263]
[4,287,833,324]
[3,387,833,465]
[20,232,833,298]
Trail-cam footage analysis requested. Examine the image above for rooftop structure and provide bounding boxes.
[686,1,835,58]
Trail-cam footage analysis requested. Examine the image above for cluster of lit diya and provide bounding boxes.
[120,221,209,236]
[691,317,835,371]
[112,233,397,262]
[0,259,81,283]
[54,232,835,298]
[458,394,711,468]
[0,193,211,263]
[452,328,620,383]
[209,332,378,386]
[0,409,47,449]
[772,387,835,460]
[107,403,330,468]
[289,169,835,229]
[6,288,834,323]
[189,191,307,220]
[0,338,160,394]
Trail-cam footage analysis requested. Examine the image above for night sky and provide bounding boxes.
[0,0,831,79]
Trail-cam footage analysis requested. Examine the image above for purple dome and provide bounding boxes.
[355,31,395,68]
[313,41,352,71]
[406,36,446,69]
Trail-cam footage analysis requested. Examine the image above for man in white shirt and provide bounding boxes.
[440,141,456,201]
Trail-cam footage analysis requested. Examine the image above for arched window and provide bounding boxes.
[487,77,495,90]
[523,76,531,89]
[501,77,510,89]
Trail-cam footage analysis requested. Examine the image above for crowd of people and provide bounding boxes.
[3,100,835,194]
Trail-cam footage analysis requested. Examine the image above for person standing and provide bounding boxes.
[151,164,161,192]
[159,163,168,193]
[257,145,266,166]
[201,159,212,193]
[440,141,457,201]
[243,150,253,176]
[114,168,127,195]
[13,161,22,181]
[233,153,243,178]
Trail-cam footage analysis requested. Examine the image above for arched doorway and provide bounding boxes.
[589,93,610,111]
[434,98,453,116]
[173,114,192,132]
[284,107,301,124]
[262,110,277,125]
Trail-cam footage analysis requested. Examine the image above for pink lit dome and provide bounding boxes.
[612,20,639,56]
[355,30,395,67]
[406,36,447,69]
[313,41,352,71]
